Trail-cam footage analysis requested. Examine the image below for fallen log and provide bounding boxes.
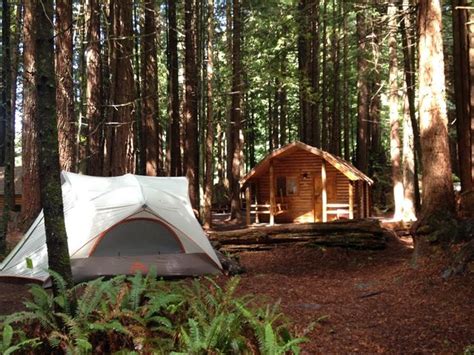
[209,219,388,252]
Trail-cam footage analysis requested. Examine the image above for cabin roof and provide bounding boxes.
[240,141,374,186]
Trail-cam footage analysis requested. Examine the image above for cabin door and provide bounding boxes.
[313,176,322,222]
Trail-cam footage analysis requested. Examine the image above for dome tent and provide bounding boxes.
[0,173,222,284]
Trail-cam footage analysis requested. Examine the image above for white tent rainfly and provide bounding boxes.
[0,173,222,285]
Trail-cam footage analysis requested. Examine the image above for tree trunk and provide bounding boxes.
[402,87,417,221]
[0,0,13,254]
[369,17,381,162]
[356,2,369,174]
[470,11,474,189]
[388,0,403,220]
[167,0,181,176]
[8,1,22,203]
[268,90,273,152]
[229,0,243,221]
[321,0,328,150]
[310,0,320,148]
[400,0,421,211]
[203,0,214,229]
[452,0,472,192]
[21,0,41,226]
[105,0,135,176]
[209,219,387,252]
[141,0,160,176]
[416,0,455,225]
[85,0,103,176]
[76,2,87,170]
[279,60,288,146]
[36,0,73,291]
[55,0,76,172]
[297,0,311,144]
[134,5,143,175]
[184,0,199,209]
[272,78,280,149]
[330,0,340,155]
[342,1,350,161]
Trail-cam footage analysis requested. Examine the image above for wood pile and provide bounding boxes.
[209,219,388,252]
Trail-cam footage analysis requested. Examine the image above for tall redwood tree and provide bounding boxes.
[415,0,455,234]
[55,0,77,172]
[37,0,74,291]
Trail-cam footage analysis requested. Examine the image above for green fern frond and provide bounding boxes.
[127,272,146,311]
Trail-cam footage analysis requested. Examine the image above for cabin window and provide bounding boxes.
[277,176,298,197]
[276,177,287,197]
[287,177,298,195]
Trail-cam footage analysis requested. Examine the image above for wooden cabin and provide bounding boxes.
[0,166,22,209]
[240,142,373,225]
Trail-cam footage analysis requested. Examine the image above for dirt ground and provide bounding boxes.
[0,234,473,353]
[216,237,474,354]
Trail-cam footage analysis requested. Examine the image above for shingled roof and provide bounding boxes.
[240,141,373,186]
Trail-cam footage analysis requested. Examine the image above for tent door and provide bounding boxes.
[90,218,184,257]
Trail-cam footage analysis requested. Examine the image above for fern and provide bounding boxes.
[2,273,304,354]
[48,269,74,316]
[0,324,41,355]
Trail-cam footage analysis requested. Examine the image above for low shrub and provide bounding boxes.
[1,271,304,354]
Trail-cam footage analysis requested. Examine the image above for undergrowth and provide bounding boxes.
[0,270,305,354]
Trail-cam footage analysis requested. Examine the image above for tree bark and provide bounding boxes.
[229,0,243,221]
[8,1,22,204]
[272,78,280,149]
[85,0,103,176]
[470,11,474,188]
[452,0,472,192]
[402,86,417,221]
[388,0,403,220]
[209,219,387,251]
[417,0,455,220]
[141,0,160,176]
[0,0,14,254]
[330,0,340,155]
[55,0,76,172]
[167,0,181,176]
[105,0,135,176]
[279,60,288,147]
[297,0,311,144]
[203,0,214,229]
[21,0,41,226]
[310,0,320,148]
[469,11,474,189]
[400,0,421,211]
[369,17,381,162]
[356,2,369,174]
[321,0,328,150]
[184,0,199,209]
[134,4,143,175]
[342,1,350,161]
[36,0,73,291]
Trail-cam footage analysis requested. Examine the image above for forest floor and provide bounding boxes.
[218,240,474,353]
[0,226,473,353]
